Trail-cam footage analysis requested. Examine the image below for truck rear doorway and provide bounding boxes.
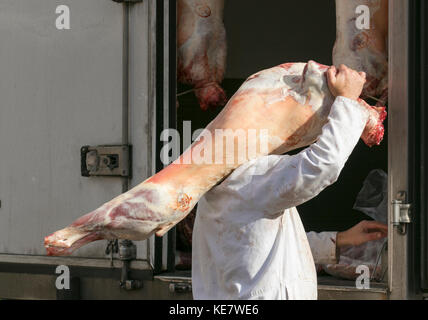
[155,0,394,300]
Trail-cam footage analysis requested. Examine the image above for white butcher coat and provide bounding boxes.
[192,96,368,300]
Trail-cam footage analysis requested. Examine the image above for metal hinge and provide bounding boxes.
[392,191,412,235]
[81,145,132,177]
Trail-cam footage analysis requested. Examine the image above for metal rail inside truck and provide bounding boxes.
[0,0,427,300]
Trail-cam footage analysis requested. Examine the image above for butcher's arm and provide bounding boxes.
[307,232,339,265]
[226,96,369,216]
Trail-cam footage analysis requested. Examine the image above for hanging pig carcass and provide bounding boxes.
[333,0,389,105]
[177,0,227,111]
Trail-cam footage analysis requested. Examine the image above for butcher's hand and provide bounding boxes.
[336,220,388,247]
[327,64,366,101]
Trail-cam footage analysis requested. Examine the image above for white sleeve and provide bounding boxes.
[307,232,339,265]
[221,96,369,217]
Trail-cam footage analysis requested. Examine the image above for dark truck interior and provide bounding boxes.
[171,0,388,289]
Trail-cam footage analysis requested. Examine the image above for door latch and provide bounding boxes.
[392,191,412,235]
[81,145,132,177]
[154,275,192,294]
[169,282,192,293]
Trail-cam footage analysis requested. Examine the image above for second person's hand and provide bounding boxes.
[337,220,388,248]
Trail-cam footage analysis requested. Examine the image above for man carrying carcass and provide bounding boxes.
[192,64,388,300]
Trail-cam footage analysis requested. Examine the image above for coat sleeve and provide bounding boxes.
[307,232,339,265]
[221,96,369,217]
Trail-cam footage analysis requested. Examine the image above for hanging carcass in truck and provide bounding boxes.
[333,0,389,105]
[177,0,227,111]
[44,61,386,256]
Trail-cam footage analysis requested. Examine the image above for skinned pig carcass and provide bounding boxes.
[45,61,386,256]
[177,0,227,111]
[333,0,389,105]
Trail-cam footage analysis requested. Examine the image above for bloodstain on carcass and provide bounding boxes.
[351,32,370,51]
[279,63,295,70]
[358,99,387,147]
[177,0,227,111]
[44,61,386,256]
[175,194,193,212]
[196,4,211,17]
